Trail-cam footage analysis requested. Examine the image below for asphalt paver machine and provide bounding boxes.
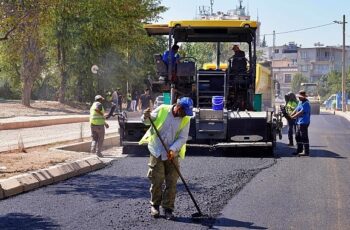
[119,20,279,154]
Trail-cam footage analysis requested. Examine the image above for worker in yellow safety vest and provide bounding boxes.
[90,95,109,157]
[285,92,298,146]
[139,97,193,220]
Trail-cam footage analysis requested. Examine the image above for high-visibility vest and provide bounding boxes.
[90,102,105,125]
[286,101,298,115]
[139,105,190,159]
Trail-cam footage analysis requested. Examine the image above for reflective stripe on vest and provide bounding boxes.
[90,102,105,125]
[139,104,190,159]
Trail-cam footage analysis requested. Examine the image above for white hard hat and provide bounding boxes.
[95,95,104,101]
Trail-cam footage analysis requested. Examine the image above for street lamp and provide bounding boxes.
[334,15,347,112]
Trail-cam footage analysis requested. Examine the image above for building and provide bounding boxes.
[261,42,299,96]
[297,46,350,82]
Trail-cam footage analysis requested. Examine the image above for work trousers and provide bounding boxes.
[90,125,105,155]
[131,100,137,111]
[147,154,179,210]
[288,119,296,144]
[295,124,309,154]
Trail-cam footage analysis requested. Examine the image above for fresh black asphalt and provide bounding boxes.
[0,147,275,229]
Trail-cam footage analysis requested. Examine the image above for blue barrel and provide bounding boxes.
[212,96,224,110]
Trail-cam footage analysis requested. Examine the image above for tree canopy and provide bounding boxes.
[0,0,167,105]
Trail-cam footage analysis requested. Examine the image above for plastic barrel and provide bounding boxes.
[212,96,224,110]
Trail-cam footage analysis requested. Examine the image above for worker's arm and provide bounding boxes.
[95,109,104,116]
[141,105,161,125]
[290,109,303,119]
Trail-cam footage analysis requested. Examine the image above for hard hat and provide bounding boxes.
[178,97,194,116]
[95,95,104,101]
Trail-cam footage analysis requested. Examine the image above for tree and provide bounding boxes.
[291,73,308,93]
[0,0,167,105]
[0,1,50,106]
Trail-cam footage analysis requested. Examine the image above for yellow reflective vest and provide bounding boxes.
[139,105,190,159]
[286,101,298,115]
[90,102,105,125]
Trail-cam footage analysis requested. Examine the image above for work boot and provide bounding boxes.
[97,152,103,158]
[164,208,174,220]
[304,144,310,156]
[150,205,160,218]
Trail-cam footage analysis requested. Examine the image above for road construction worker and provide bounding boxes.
[290,90,311,156]
[140,97,193,220]
[162,44,180,82]
[285,92,298,146]
[90,95,109,157]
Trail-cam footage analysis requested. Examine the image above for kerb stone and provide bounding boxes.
[31,169,54,186]
[0,177,24,198]
[16,174,40,191]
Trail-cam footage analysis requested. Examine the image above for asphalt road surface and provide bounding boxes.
[0,112,349,229]
[214,112,350,229]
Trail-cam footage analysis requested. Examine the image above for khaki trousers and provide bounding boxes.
[90,125,105,154]
[147,154,179,210]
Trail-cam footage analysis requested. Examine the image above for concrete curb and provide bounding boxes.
[335,111,350,122]
[0,115,89,130]
[0,156,106,200]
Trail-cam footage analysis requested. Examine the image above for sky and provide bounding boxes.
[158,0,350,48]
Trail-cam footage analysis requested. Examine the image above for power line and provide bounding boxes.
[263,22,336,36]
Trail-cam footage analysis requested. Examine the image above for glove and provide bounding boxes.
[104,123,109,129]
[143,108,151,120]
[167,150,176,161]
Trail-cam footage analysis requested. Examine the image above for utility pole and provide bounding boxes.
[342,14,346,112]
[272,30,276,59]
[334,15,347,112]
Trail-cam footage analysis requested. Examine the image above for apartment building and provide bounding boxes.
[261,42,299,96]
[297,46,350,82]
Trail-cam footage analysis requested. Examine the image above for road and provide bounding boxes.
[0,112,349,229]
[214,112,350,229]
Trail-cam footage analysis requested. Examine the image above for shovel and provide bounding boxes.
[148,118,204,218]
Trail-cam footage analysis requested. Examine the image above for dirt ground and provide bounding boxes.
[0,100,92,179]
[0,100,88,118]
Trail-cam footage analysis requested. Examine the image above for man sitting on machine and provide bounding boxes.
[228,44,247,75]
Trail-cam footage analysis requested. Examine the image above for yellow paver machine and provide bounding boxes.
[118,19,280,155]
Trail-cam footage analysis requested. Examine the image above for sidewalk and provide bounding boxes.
[322,108,350,122]
[0,115,89,130]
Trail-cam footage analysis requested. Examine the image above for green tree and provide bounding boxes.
[0,0,167,105]
[291,73,308,93]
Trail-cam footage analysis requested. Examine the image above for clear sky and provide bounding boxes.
[158,0,350,48]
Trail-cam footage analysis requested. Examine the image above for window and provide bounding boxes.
[274,49,279,54]
[300,65,308,72]
[300,51,308,59]
[284,74,292,83]
[315,64,329,74]
[325,51,329,58]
